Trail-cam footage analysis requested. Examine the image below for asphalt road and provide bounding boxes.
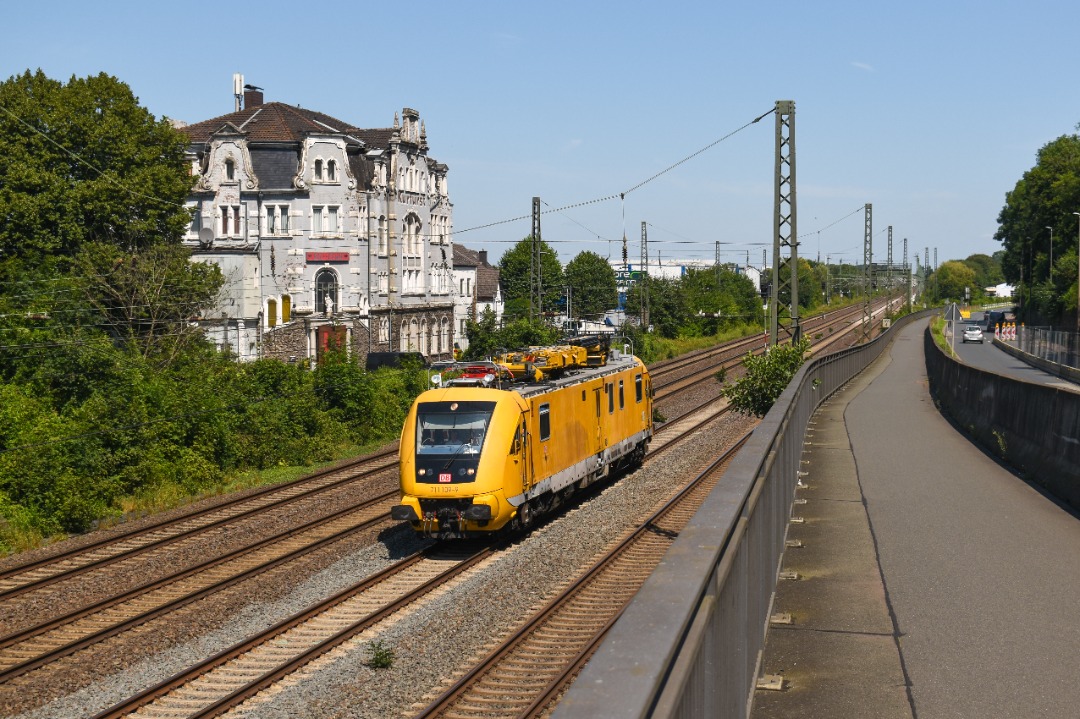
[847,318,1080,717]
[950,314,1078,391]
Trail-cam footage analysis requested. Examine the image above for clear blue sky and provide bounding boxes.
[5,0,1079,271]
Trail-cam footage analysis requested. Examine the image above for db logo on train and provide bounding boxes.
[439,473,452,483]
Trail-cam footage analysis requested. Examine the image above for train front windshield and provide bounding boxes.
[416,401,495,456]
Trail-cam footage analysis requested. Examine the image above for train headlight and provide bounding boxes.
[467,468,475,476]
[417,468,427,476]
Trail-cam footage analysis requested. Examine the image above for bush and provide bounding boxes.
[721,339,811,417]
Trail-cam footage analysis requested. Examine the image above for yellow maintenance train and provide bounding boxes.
[390,341,652,538]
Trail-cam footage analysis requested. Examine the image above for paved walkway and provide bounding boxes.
[751,317,1080,718]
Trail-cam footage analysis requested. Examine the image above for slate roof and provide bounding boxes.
[476,265,500,302]
[182,102,365,144]
[181,102,407,151]
[453,245,481,267]
[453,245,500,301]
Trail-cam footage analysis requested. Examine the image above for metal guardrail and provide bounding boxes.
[554,308,934,719]
[1018,326,1080,370]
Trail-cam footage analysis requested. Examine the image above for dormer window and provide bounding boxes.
[327,159,337,182]
[225,158,235,181]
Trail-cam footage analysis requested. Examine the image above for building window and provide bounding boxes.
[225,158,235,181]
[327,159,337,182]
[377,216,388,254]
[311,205,341,236]
[282,294,291,323]
[267,298,278,328]
[220,205,242,237]
[379,318,389,343]
[314,158,323,181]
[266,205,290,235]
[315,269,338,315]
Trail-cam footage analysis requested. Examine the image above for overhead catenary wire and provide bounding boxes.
[453,107,776,237]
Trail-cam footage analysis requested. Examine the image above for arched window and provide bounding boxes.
[327,159,337,182]
[314,158,323,181]
[281,295,291,323]
[315,269,339,316]
[404,214,422,255]
[267,298,278,328]
[399,321,409,351]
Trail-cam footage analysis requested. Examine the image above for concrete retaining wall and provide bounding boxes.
[924,329,1080,510]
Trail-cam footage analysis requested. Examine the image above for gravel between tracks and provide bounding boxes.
[12,408,755,719]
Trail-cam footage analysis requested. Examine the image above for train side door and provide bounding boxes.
[593,386,603,454]
[514,414,531,492]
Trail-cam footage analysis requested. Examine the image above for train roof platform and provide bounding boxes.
[750,317,1080,718]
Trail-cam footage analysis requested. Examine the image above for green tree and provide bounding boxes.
[497,237,564,321]
[721,338,810,417]
[963,253,1003,291]
[935,260,977,302]
[995,132,1080,323]
[71,242,224,362]
[626,276,689,338]
[564,251,617,321]
[0,70,195,260]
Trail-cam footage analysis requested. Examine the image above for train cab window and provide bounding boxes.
[635,374,643,402]
[619,380,624,409]
[416,401,495,455]
[607,383,614,414]
[539,403,551,441]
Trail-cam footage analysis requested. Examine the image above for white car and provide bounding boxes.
[962,325,984,343]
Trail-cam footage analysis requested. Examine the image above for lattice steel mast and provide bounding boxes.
[770,100,799,346]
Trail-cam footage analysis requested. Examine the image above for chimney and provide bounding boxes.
[243,85,264,109]
[478,250,488,266]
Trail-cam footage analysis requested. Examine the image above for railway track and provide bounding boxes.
[0,297,898,716]
[413,433,752,719]
[0,447,399,600]
[83,395,743,718]
[0,487,400,684]
[90,543,494,719]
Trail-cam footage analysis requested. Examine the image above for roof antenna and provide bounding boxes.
[233,73,243,112]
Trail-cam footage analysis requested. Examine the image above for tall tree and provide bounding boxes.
[496,237,564,321]
[963,253,1003,292]
[934,260,977,302]
[995,132,1080,323]
[0,70,194,260]
[564,251,617,320]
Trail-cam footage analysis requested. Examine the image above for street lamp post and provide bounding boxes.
[1046,225,1054,284]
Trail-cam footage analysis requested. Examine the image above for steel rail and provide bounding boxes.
[0,448,399,599]
[0,490,399,682]
[414,431,753,719]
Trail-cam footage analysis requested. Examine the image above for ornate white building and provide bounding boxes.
[180,86,455,364]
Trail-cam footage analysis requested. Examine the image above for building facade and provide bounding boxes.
[179,86,455,365]
[451,246,503,352]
